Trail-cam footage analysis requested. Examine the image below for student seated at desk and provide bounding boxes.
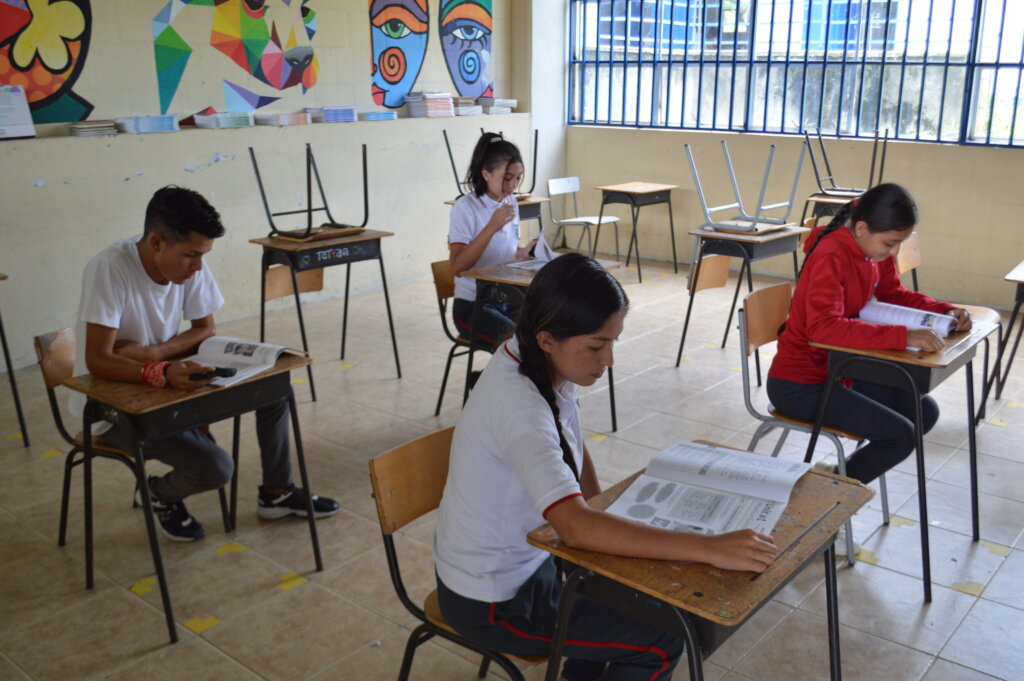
[434,253,777,681]
[448,132,536,350]
[767,184,971,549]
[71,186,339,542]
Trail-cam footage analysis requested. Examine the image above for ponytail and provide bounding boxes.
[800,183,918,277]
[515,253,628,481]
[465,132,523,197]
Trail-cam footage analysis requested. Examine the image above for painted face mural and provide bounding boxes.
[369,0,428,108]
[154,0,319,114]
[0,0,93,123]
[439,0,492,99]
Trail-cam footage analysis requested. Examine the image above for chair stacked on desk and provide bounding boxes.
[546,176,621,257]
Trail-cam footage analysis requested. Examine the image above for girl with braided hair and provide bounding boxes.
[434,253,776,681]
[767,184,972,552]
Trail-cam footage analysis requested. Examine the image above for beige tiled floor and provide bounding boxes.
[1,256,1022,681]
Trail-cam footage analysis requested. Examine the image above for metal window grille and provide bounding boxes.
[568,0,1024,147]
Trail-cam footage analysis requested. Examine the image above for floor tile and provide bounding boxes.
[940,599,1024,680]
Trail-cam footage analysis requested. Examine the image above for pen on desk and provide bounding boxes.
[750,501,841,581]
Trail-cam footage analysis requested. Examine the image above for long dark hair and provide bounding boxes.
[515,253,628,480]
[802,182,918,274]
[465,132,523,197]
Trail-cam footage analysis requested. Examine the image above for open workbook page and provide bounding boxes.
[605,441,809,535]
[186,336,301,387]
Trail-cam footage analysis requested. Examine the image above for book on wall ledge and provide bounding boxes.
[605,440,810,535]
[186,336,303,387]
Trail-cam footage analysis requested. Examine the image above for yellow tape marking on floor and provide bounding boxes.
[278,572,308,591]
[730,366,741,373]
[130,576,156,596]
[340,363,355,370]
[291,378,308,385]
[678,355,692,362]
[215,541,247,555]
[588,433,608,443]
[705,343,718,349]
[854,549,879,564]
[184,616,220,634]
[889,516,917,528]
[982,540,1011,557]
[39,448,63,460]
[987,417,1008,427]
[952,581,984,597]
[5,432,23,440]
[1007,401,1023,408]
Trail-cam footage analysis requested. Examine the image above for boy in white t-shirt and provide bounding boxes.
[75,186,338,541]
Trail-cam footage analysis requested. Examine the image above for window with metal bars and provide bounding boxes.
[568,0,1024,147]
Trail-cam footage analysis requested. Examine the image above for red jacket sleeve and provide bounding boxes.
[802,252,909,349]
[875,258,955,313]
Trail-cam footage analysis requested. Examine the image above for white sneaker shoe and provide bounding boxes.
[833,524,861,558]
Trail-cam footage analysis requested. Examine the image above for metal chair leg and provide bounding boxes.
[436,345,459,416]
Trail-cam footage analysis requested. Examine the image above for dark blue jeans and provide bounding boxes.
[437,557,684,681]
[766,376,939,484]
[452,298,517,351]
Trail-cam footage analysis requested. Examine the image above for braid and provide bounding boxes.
[799,200,854,278]
[516,337,579,481]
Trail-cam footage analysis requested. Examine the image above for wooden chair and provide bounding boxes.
[738,284,889,563]
[264,265,323,396]
[546,176,621,257]
[369,427,546,681]
[34,329,236,586]
[430,261,491,415]
[896,232,1003,418]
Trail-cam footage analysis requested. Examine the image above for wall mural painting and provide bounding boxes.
[369,0,428,109]
[439,0,491,99]
[0,0,93,123]
[154,0,319,114]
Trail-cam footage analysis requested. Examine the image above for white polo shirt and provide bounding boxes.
[448,192,521,302]
[433,338,583,603]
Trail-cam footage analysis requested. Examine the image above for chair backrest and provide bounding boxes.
[688,254,731,295]
[896,230,922,276]
[740,283,793,358]
[264,265,324,302]
[34,327,77,445]
[369,427,455,535]
[547,177,580,196]
[431,260,455,301]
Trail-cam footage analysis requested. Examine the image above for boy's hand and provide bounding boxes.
[166,361,213,391]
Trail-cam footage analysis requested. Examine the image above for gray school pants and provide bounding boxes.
[437,557,684,681]
[100,399,293,502]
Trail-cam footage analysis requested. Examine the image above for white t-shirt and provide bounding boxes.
[448,192,521,301]
[70,236,225,430]
[433,338,584,602]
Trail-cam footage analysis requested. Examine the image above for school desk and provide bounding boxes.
[249,230,402,401]
[979,259,1024,408]
[0,273,28,447]
[461,260,620,431]
[65,353,323,643]
[592,182,679,284]
[527,457,873,681]
[677,225,809,379]
[807,319,998,603]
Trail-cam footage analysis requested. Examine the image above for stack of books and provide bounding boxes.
[70,120,117,137]
[115,115,179,134]
[360,111,397,121]
[477,97,517,110]
[322,105,357,122]
[454,96,476,107]
[482,106,511,115]
[406,91,455,118]
[455,102,482,116]
[193,112,254,129]
[254,112,311,126]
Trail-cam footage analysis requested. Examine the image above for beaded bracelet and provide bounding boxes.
[141,361,171,388]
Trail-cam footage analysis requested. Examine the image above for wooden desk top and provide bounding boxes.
[249,229,394,252]
[810,320,998,369]
[808,194,856,206]
[462,258,623,287]
[527,467,872,626]
[443,195,551,206]
[64,354,311,416]
[0,273,6,280]
[1006,260,1024,285]
[688,224,809,242]
[595,181,678,194]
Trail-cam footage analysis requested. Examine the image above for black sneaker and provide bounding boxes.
[134,477,205,542]
[258,484,340,519]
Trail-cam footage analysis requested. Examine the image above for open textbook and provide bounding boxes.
[186,336,302,387]
[508,212,558,271]
[858,300,955,336]
[605,441,810,535]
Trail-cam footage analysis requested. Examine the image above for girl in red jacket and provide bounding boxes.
[767,183,971,490]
